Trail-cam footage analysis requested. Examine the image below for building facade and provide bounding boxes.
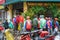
[4,0,60,22]
[0,0,5,21]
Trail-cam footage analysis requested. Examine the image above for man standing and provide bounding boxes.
[47,17,52,35]
[45,17,48,31]
[40,15,46,31]
[54,17,59,32]
[13,15,17,31]
[0,18,4,30]
[25,16,32,31]
[33,15,38,30]
[19,13,24,28]
[4,19,9,29]
[16,13,24,31]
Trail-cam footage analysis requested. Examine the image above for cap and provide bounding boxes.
[40,15,44,18]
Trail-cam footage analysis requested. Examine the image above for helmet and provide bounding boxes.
[40,15,44,18]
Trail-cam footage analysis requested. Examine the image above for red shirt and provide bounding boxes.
[19,16,24,23]
[16,15,24,24]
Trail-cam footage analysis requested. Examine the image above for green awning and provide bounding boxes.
[3,0,60,6]
[3,0,20,5]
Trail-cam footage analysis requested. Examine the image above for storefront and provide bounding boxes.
[4,2,27,22]
[0,0,5,21]
[0,9,6,21]
[3,0,60,21]
[12,2,23,16]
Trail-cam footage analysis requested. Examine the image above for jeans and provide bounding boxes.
[48,28,52,35]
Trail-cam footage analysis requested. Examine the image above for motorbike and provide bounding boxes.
[20,29,55,40]
[5,29,14,40]
[0,25,5,40]
[20,31,31,40]
[20,30,40,40]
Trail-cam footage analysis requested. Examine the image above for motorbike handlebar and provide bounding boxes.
[20,30,41,35]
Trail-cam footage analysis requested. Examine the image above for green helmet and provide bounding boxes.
[40,15,44,18]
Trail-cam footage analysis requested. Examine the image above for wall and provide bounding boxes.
[7,5,12,22]
[23,2,27,13]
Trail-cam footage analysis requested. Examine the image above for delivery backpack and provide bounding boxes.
[26,20,32,31]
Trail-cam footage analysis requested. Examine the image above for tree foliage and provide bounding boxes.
[48,3,58,17]
[23,3,60,22]
[23,5,46,19]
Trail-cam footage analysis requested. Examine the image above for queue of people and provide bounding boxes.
[0,14,59,35]
[13,14,59,34]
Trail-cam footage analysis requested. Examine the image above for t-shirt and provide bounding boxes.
[47,20,52,29]
[54,21,59,28]
[40,18,46,29]
[16,15,20,24]
[13,18,16,25]
[33,18,38,27]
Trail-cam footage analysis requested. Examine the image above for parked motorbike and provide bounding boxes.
[0,25,5,40]
[20,30,40,40]
[5,29,14,40]
[20,31,31,40]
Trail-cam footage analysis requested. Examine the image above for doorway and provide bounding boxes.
[12,2,23,17]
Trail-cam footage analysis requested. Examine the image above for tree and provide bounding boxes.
[23,5,46,19]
